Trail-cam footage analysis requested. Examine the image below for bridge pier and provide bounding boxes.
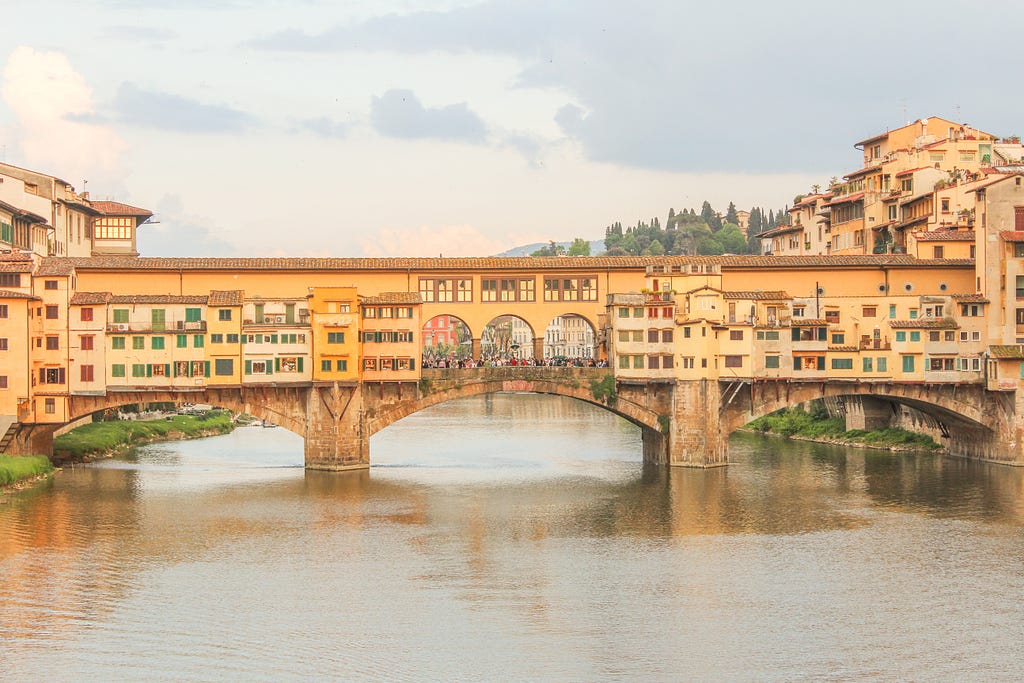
[304,383,369,471]
[844,396,894,431]
[5,424,57,458]
[668,379,728,468]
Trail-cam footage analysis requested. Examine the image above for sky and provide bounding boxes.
[2,0,1022,258]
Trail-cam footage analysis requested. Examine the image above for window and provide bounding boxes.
[0,273,18,287]
[215,359,234,376]
[662,330,673,343]
[910,331,921,342]
[327,332,345,343]
[45,305,58,319]
[889,304,896,319]
[909,309,918,319]
[0,338,6,351]
[617,307,629,318]
[765,355,780,369]
[941,198,950,213]
[39,368,65,384]
[831,358,854,370]
[962,304,982,317]
[193,335,204,348]
[80,365,94,382]
[210,334,224,343]
[632,330,643,342]
[648,355,660,369]
[617,330,629,343]
[94,216,134,239]
[681,357,695,369]
[44,398,55,414]
[80,307,93,322]
[132,364,146,377]
[111,336,126,350]
[0,304,6,318]
[337,359,348,371]
[902,355,915,373]
[793,306,805,317]
[81,335,94,351]
[633,307,643,318]
[133,336,145,350]
[218,309,232,321]
[542,276,598,302]
[321,360,332,372]
[877,357,887,372]
[177,334,187,348]
[44,280,58,290]
[633,355,644,369]
[933,246,944,259]
[831,334,845,344]
[684,327,692,338]
[113,309,129,323]
[0,376,6,389]
[46,336,59,350]
[862,307,877,318]
[648,329,659,343]
[419,278,472,303]
[724,355,743,368]
[227,334,239,344]
[863,357,873,372]
[825,310,839,323]
[729,330,743,341]
[619,355,630,369]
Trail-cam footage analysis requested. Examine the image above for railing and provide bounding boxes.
[106,321,207,333]
[422,366,609,383]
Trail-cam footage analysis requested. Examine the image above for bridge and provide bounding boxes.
[12,367,1016,469]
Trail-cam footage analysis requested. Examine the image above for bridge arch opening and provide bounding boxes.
[481,315,535,362]
[370,392,643,475]
[421,314,473,365]
[542,314,597,362]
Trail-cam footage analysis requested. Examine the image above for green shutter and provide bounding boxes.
[204,361,211,378]
[271,334,279,344]
[791,328,800,341]
[245,360,252,375]
[274,357,280,372]
[297,357,303,372]
[266,360,272,375]
[146,364,153,377]
[410,358,415,371]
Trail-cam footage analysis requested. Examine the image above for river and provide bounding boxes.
[1,393,1023,681]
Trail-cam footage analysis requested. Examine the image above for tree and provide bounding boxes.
[567,237,590,256]
[530,241,565,257]
[648,239,665,255]
[701,200,722,231]
[696,234,725,255]
[747,207,763,237]
[717,224,747,254]
[725,201,739,226]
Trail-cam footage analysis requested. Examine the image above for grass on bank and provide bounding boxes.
[0,455,54,486]
[53,410,235,459]
[747,406,942,451]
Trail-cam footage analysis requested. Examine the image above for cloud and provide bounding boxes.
[359,223,511,257]
[246,0,1024,175]
[293,116,349,139]
[1,46,125,185]
[113,82,256,133]
[99,25,178,43]
[370,89,487,143]
[135,194,239,257]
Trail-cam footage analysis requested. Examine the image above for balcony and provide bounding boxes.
[858,335,891,351]
[107,321,207,334]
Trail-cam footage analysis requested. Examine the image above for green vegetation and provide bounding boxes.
[747,406,942,451]
[589,374,617,405]
[53,410,234,460]
[0,455,54,486]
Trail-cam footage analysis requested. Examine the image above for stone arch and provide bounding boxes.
[421,313,474,363]
[541,313,598,361]
[481,314,537,361]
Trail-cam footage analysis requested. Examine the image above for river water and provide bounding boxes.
[1,393,1023,681]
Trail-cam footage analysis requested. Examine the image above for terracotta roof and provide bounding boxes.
[0,262,33,273]
[829,345,859,352]
[38,254,976,273]
[34,260,76,276]
[843,165,881,179]
[889,318,958,329]
[109,294,209,305]
[952,293,988,302]
[792,318,829,326]
[912,230,975,242]
[70,292,112,305]
[362,292,423,305]
[999,231,1024,242]
[822,192,865,207]
[966,173,1024,193]
[0,252,33,262]
[209,290,243,306]
[989,345,1024,359]
[90,200,153,218]
[895,167,930,177]
[0,289,39,300]
[722,290,790,300]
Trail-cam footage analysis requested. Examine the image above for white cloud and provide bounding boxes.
[1,46,125,185]
[360,223,512,257]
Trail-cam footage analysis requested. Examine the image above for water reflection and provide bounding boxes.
[1,394,1023,681]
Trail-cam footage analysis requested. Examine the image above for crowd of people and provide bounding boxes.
[421,356,608,369]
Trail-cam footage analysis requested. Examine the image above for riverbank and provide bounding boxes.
[52,410,237,463]
[0,455,55,491]
[746,407,943,453]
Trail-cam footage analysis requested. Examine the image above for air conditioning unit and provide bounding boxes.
[275,316,284,323]
[263,316,274,324]
[116,323,129,331]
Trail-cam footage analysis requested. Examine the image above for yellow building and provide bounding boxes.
[359,292,422,381]
[309,287,359,383]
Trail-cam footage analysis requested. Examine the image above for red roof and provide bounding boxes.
[895,167,929,177]
[90,200,153,218]
[912,230,975,242]
[999,231,1024,242]
[822,192,865,207]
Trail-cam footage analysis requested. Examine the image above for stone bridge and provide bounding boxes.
[7,370,1023,468]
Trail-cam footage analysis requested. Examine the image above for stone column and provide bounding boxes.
[472,337,481,360]
[532,337,544,361]
[844,396,894,431]
[304,383,369,471]
[7,424,57,458]
[641,427,667,465]
[668,379,727,467]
